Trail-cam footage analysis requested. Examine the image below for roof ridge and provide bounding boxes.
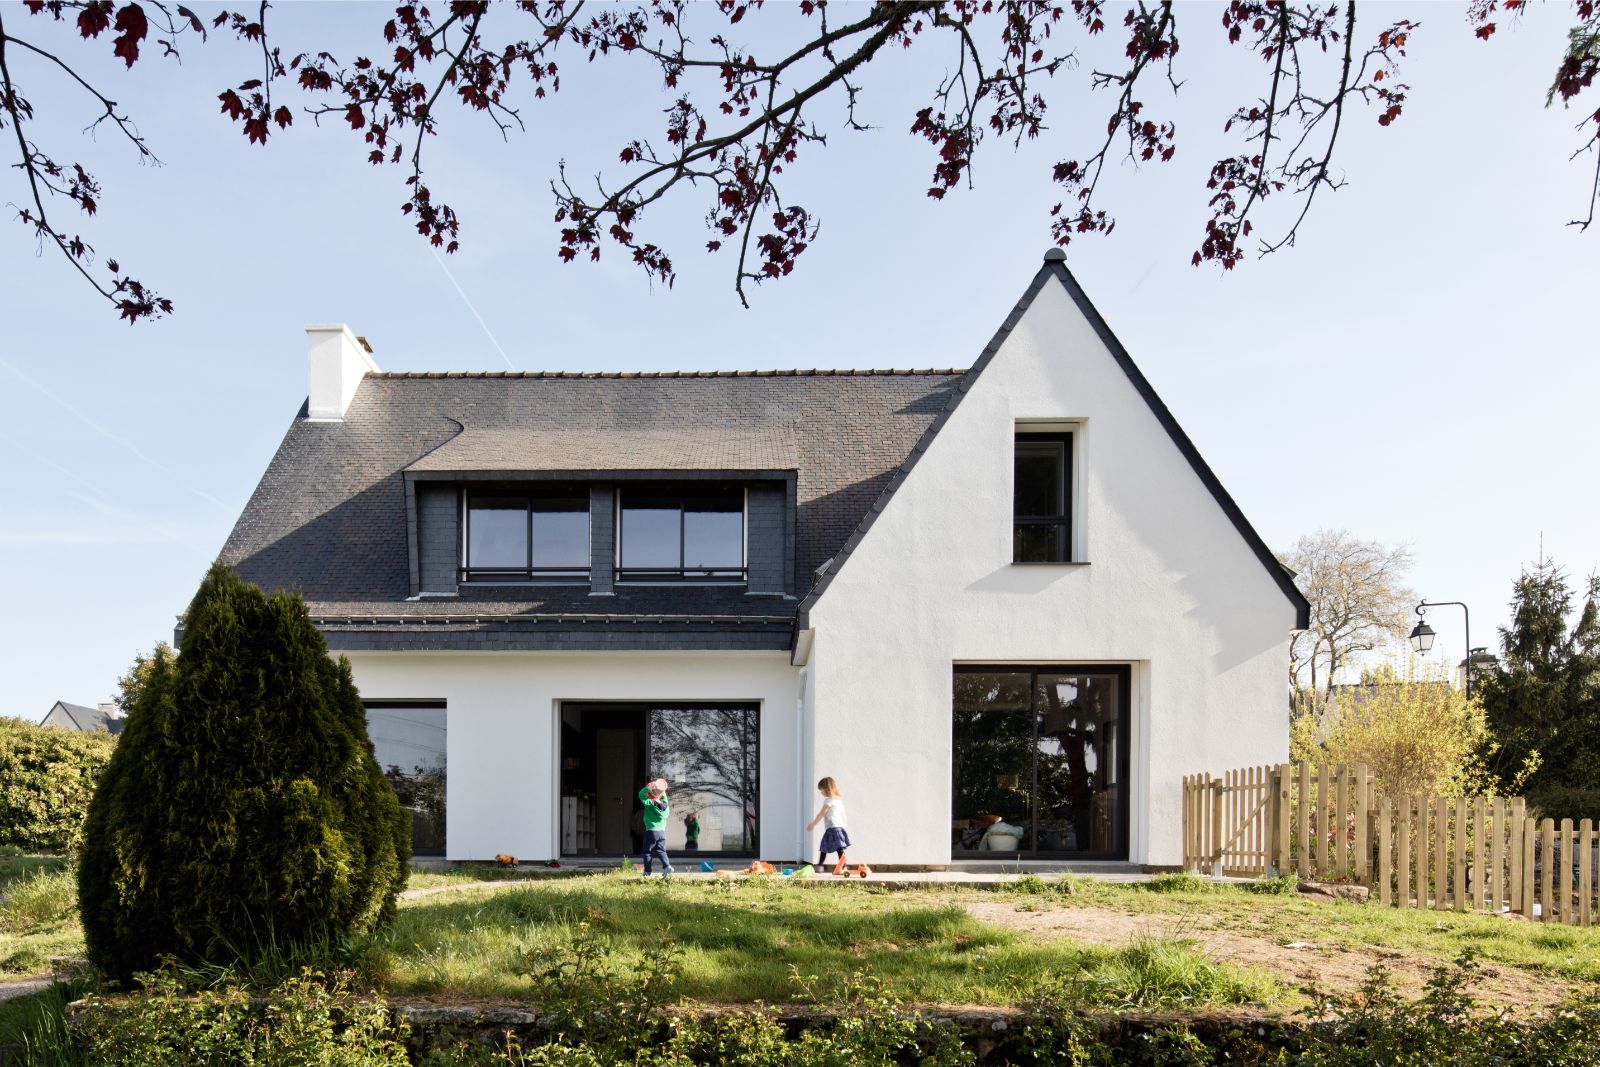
[370,368,967,379]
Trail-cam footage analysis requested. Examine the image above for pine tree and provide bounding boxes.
[77,564,409,981]
[1478,557,1600,816]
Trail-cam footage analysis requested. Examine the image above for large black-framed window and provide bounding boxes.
[365,700,447,857]
[461,487,590,583]
[559,701,760,857]
[1013,432,1072,563]
[952,666,1128,859]
[618,487,746,582]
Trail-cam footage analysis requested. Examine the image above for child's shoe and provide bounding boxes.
[662,865,675,877]
[833,857,848,876]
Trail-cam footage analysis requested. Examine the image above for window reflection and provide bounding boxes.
[647,706,759,853]
[366,703,446,856]
[952,672,1034,852]
[466,496,528,570]
[619,488,745,581]
[951,669,1125,857]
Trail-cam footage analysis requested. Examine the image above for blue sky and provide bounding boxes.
[1,2,1594,716]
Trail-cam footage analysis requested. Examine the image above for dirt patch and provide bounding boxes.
[962,899,1579,1015]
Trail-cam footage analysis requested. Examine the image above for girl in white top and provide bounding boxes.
[805,776,853,873]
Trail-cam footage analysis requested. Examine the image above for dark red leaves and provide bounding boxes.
[76,1,112,39]
[218,89,246,120]
[110,3,149,67]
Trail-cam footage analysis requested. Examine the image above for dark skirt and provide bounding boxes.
[819,827,852,853]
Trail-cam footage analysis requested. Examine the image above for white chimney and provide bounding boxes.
[305,324,379,421]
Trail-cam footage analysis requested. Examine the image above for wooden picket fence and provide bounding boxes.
[1181,762,1599,925]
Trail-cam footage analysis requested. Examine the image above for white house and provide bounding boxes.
[217,251,1307,868]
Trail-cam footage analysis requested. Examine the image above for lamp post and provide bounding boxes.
[1409,600,1472,699]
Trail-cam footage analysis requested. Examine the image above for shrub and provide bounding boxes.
[1291,660,1497,798]
[1288,955,1600,1065]
[73,971,409,1066]
[0,719,117,854]
[76,565,410,982]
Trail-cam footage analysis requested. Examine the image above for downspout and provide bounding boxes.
[795,663,808,865]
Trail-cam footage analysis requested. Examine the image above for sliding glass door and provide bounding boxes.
[952,666,1128,859]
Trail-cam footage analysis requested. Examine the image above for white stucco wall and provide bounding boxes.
[805,277,1296,867]
[344,650,801,862]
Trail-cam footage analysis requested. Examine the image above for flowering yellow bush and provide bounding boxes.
[1291,662,1505,799]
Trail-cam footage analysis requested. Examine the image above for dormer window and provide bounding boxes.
[462,488,590,583]
[619,487,746,582]
[1013,432,1073,563]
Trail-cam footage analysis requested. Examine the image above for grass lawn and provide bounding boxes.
[5,862,1598,1015]
[369,872,1276,1010]
[0,856,78,978]
[364,871,1600,1015]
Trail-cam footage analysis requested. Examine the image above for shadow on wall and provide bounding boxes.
[1103,464,1288,676]
[963,565,1089,595]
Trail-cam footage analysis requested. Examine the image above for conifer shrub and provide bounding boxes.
[76,564,409,981]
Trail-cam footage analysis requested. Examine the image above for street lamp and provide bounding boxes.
[1408,619,1436,654]
[1409,600,1472,699]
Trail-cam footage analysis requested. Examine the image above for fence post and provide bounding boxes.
[1472,798,1487,912]
[1541,819,1555,922]
[1275,763,1292,878]
[1378,797,1392,906]
[1433,796,1448,910]
[1453,798,1468,912]
[1397,797,1411,908]
[1211,772,1224,878]
[1297,762,1311,879]
[1521,816,1537,921]
[1489,798,1505,912]
[1354,762,1370,885]
[1509,799,1525,913]
[1559,819,1574,924]
[1579,818,1593,927]
[1317,763,1331,877]
[1335,765,1349,877]
[1414,797,1430,910]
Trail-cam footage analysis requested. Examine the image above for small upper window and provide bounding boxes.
[1013,433,1071,562]
[619,488,745,582]
[463,489,590,582]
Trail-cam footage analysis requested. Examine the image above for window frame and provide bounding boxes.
[951,664,1130,861]
[459,486,592,585]
[1012,431,1074,563]
[616,486,748,584]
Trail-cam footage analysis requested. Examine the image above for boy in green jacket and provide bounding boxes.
[638,776,673,876]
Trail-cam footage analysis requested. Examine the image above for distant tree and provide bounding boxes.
[1,1,1596,321]
[112,640,172,715]
[1477,555,1600,815]
[1291,659,1496,799]
[1280,529,1415,709]
[76,564,409,982]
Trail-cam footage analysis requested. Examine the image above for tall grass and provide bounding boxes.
[1,867,78,934]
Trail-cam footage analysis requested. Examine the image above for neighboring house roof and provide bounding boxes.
[41,701,125,734]
[797,251,1312,631]
[221,369,963,623]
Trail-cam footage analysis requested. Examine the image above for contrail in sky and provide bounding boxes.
[432,248,519,371]
[0,357,232,511]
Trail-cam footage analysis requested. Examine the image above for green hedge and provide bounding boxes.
[0,718,117,853]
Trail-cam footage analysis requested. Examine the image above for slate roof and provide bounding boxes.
[42,701,125,734]
[220,369,964,625]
